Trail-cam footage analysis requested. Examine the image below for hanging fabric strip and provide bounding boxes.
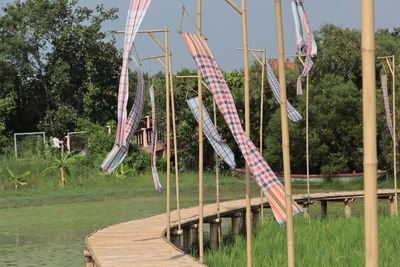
[149,85,162,192]
[291,0,317,95]
[381,75,394,138]
[265,60,302,122]
[101,0,151,172]
[115,0,152,147]
[187,97,236,169]
[182,32,302,224]
[101,62,145,172]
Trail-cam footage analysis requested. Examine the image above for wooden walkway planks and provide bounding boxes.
[85,189,399,267]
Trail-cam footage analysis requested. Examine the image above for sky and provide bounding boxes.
[1,0,400,74]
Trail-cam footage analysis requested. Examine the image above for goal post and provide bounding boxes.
[14,132,46,158]
[66,131,89,153]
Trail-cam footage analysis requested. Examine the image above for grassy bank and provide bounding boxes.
[1,157,395,209]
[205,216,400,267]
[0,156,250,209]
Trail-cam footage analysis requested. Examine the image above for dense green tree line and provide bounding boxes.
[1,0,400,176]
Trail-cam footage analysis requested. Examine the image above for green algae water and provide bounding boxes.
[0,197,167,266]
[0,189,244,267]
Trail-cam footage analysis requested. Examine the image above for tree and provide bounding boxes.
[42,150,78,187]
[265,74,362,175]
[5,167,29,189]
[0,0,120,137]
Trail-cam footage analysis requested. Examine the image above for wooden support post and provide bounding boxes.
[302,203,310,219]
[190,224,199,251]
[183,227,191,252]
[171,229,183,248]
[321,200,328,218]
[252,208,261,228]
[390,196,398,216]
[209,218,220,250]
[344,198,354,218]
[83,250,94,267]
[231,213,242,243]
[241,211,246,232]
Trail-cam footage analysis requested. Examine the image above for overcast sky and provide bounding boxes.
[1,0,399,73]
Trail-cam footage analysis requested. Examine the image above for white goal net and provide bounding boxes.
[14,132,46,158]
[66,131,89,153]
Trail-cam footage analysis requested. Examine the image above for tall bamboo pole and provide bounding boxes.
[391,56,398,216]
[260,49,266,221]
[197,0,204,262]
[361,0,379,265]
[165,29,171,241]
[168,51,182,231]
[306,72,311,217]
[213,98,222,245]
[274,1,295,266]
[239,0,252,266]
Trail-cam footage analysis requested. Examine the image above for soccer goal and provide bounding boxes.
[66,131,89,153]
[14,132,46,158]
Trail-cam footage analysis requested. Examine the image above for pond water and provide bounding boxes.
[0,196,174,266]
[0,192,241,266]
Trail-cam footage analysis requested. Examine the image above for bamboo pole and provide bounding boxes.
[168,51,182,232]
[197,0,204,262]
[306,73,311,218]
[392,56,398,216]
[361,0,379,265]
[260,49,266,221]
[213,98,222,246]
[274,0,295,266]
[239,0,252,266]
[141,55,165,61]
[227,0,252,264]
[378,55,398,216]
[165,29,171,241]
[292,55,311,217]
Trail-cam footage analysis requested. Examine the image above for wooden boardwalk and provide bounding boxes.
[85,189,399,267]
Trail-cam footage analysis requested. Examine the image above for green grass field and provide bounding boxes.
[205,216,400,267]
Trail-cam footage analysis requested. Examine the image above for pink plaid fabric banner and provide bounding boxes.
[149,84,162,192]
[381,75,394,139]
[182,32,302,224]
[115,0,152,146]
[291,0,317,95]
[101,0,151,172]
[101,63,145,172]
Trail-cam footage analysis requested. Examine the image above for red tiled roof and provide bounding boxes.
[269,59,296,70]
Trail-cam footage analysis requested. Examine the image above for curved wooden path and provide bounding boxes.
[85,189,399,267]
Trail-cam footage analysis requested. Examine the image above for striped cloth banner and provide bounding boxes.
[381,75,394,139]
[149,85,162,192]
[187,97,236,169]
[182,32,302,224]
[101,63,145,172]
[101,0,151,172]
[291,0,317,95]
[265,60,302,122]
